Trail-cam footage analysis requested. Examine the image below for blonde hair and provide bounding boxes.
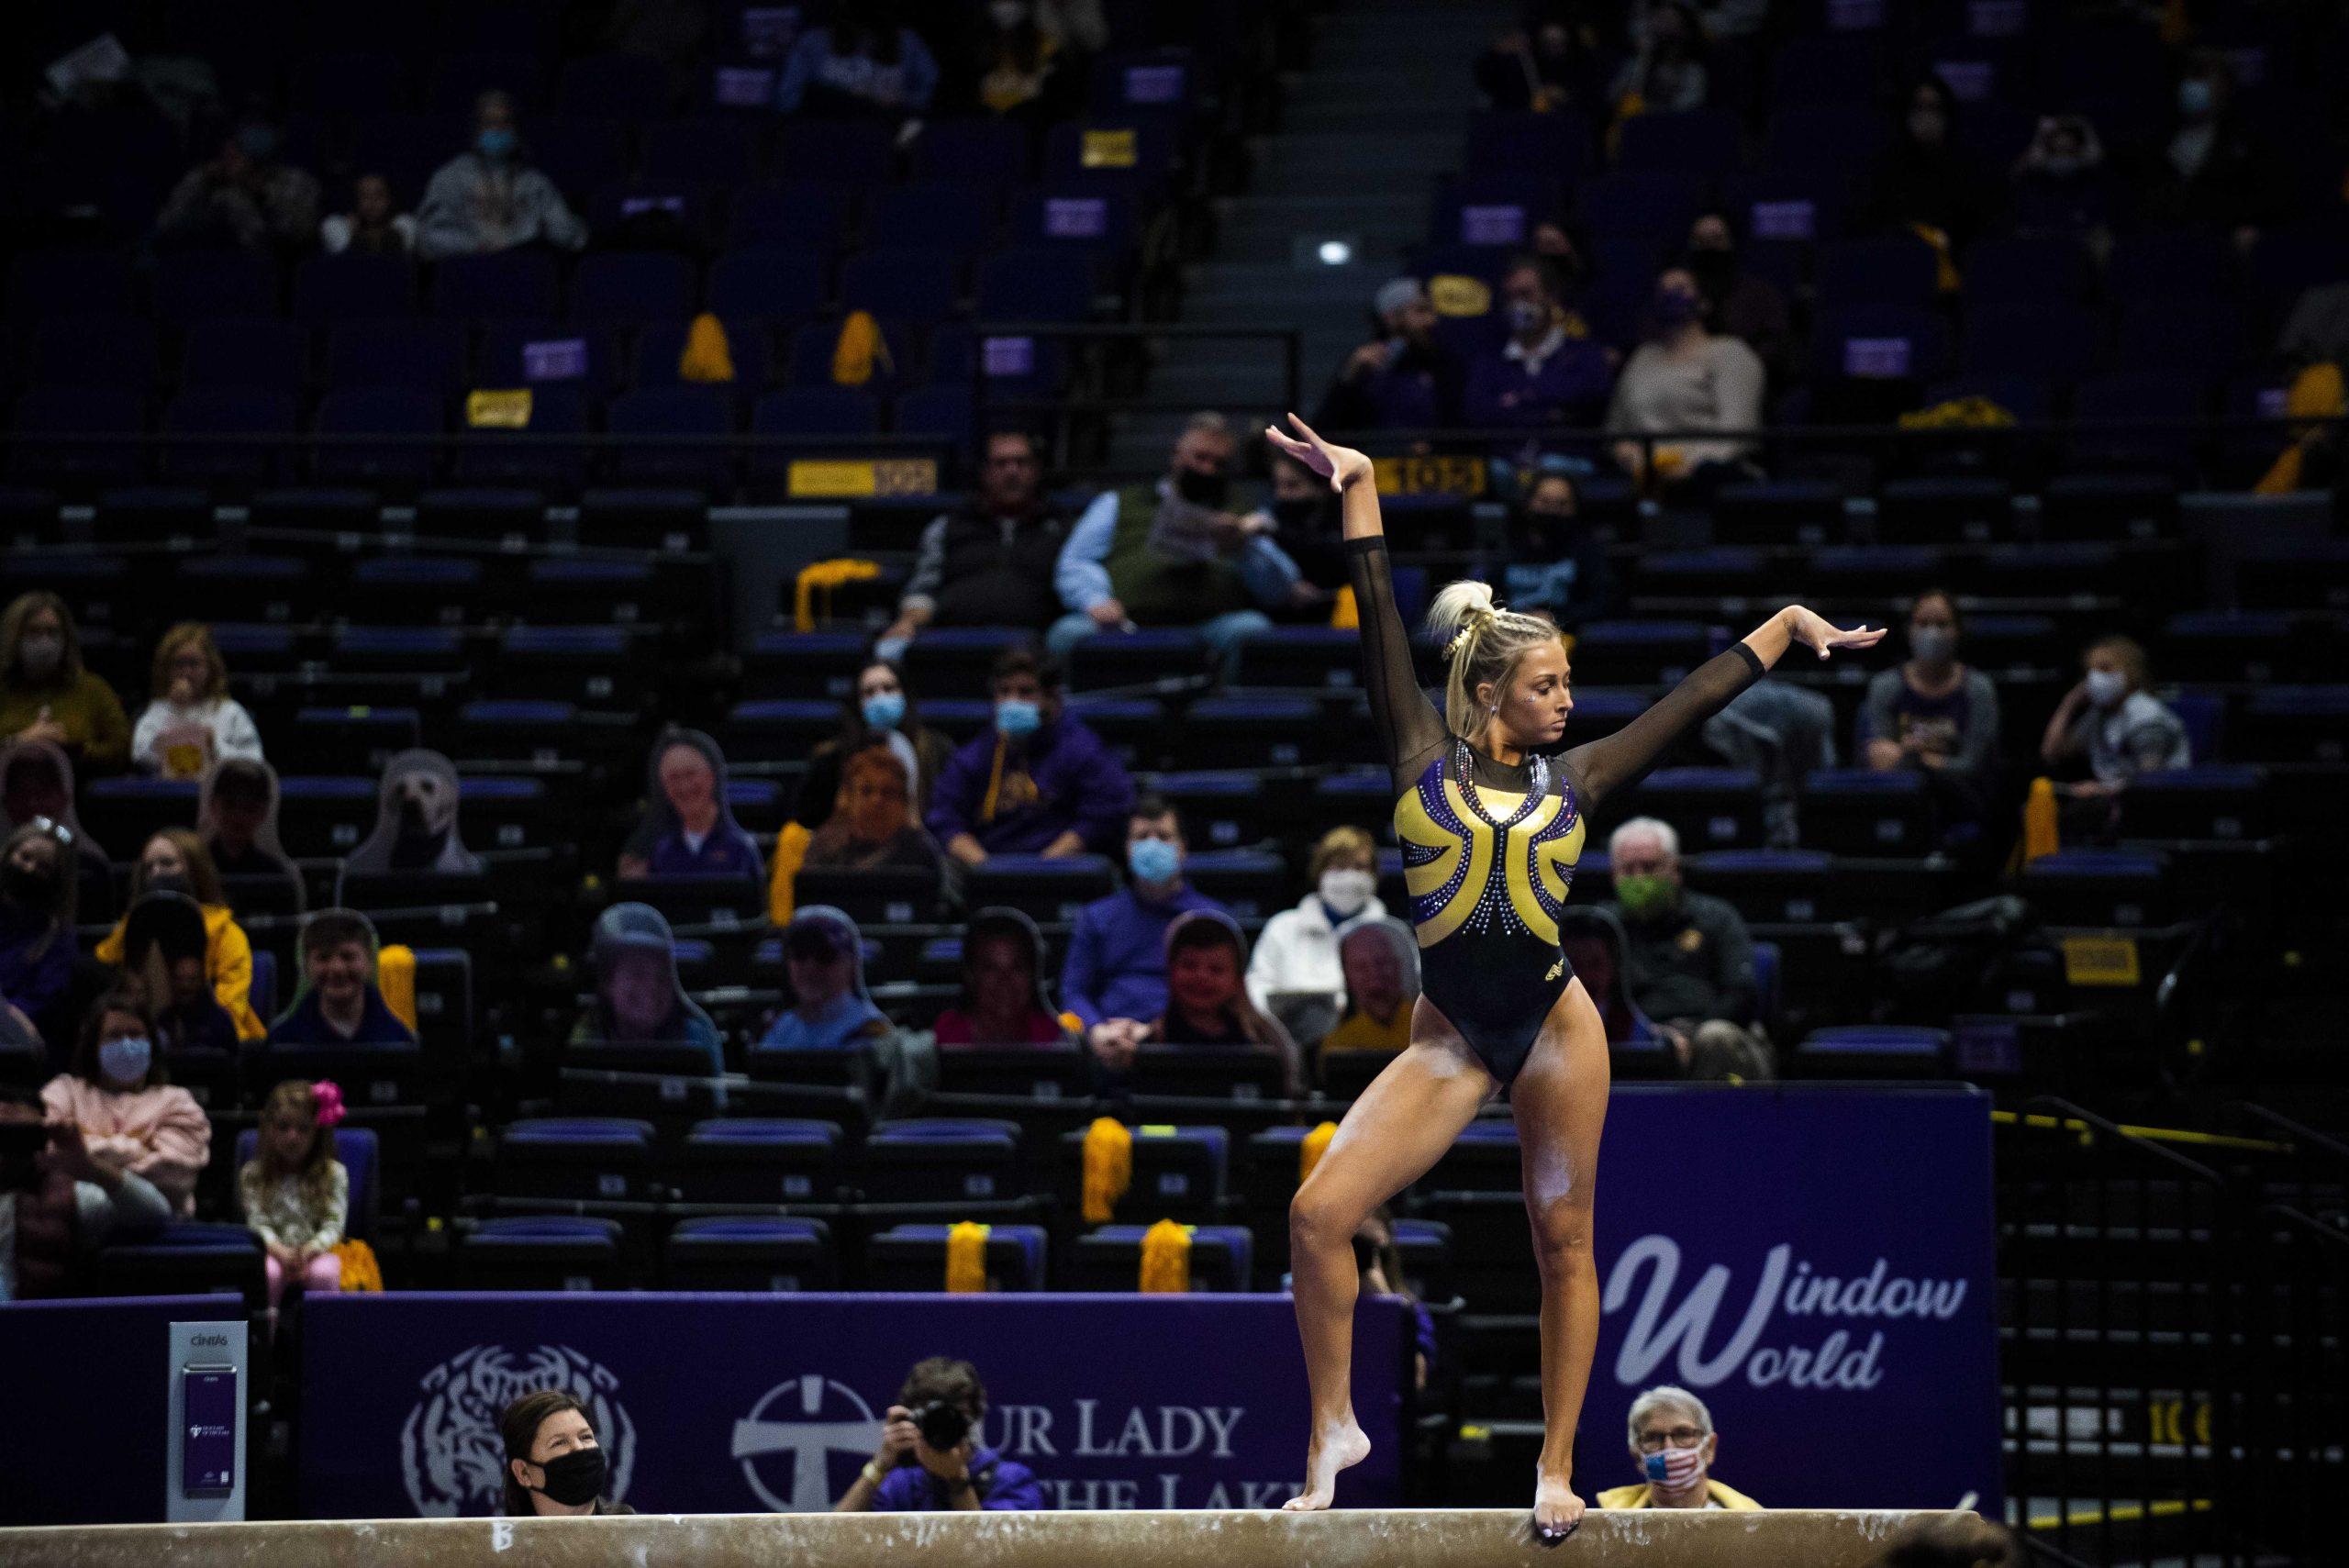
[1308,825,1375,881]
[253,1079,339,1216]
[1424,580,1565,740]
[2087,634,2149,690]
[150,623,229,703]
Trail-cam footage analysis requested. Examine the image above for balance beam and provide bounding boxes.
[0,1508,1950,1567]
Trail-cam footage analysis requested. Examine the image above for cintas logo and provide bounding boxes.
[1603,1234,1973,1392]
[732,1375,885,1512]
[399,1346,635,1517]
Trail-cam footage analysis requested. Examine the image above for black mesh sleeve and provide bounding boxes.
[1346,537,1449,790]
[1562,643,1765,808]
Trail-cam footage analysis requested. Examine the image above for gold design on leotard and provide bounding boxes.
[1395,783,1486,948]
[1395,777,1584,949]
[1499,791,1584,947]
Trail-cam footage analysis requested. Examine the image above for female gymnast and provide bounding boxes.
[1264,414,1882,1540]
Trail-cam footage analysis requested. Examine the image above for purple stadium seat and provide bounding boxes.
[323,320,468,393]
[1428,172,1560,250]
[753,387,881,438]
[180,318,309,391]
[706,248,830,320]
[726,180,857,250]
[2107,299,2246,380]
[2066,373,2209,473]
[1759,104,1887,175]
[838,249,962,321]
[1573,171,1707,250]
[450,381,589,486]
[1463,110,1596,183]
[293,253,418,321]
[783,320,918,389]
[864,183,1001,256]
[2108,229,2239,303]
[568,251,696,323]
[974,250,1094,322]
[606,385,739,489]
[633,317,776,391]
[1962,303,2099,384]
[152,250,279,325]
[433,250,561,319]
[641,117,764,187]
[1771,34,1887,104]
[1011,188,1138,257]
[1815,234,1942,308]
[908,118,1033,184]
[1615,109,1742,181]
[556,52,674,117]
[529,117,630,205]
[427,51,544,111]
[28,317,158,391]
[10,385,146,485]
[774,121,896,185]
[160,387,297,484]
[8,250,135,318]
[1717,169,1852,248]
[289,52,410,115]
[314,387,444,485]
[1810,305,1953,384]
[893,386,974,442]
[1961,233,2094,305]
[475,322,623,402]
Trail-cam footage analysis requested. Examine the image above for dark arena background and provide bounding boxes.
[0,1,2343,1565]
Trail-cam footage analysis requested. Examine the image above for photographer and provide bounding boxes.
[834,1358,1045,1513]
[1,1093,171,1301]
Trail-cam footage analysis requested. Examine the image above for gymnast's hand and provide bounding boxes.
[1777,606,1887,660]
[1264,413,1373,493]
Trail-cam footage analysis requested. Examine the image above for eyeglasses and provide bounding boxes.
[1634,1426,1708,1452]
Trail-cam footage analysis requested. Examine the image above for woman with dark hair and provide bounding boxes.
[501,1390,633,1517]
[935,906,1072,1048]
[1858,589,2002,828]
[94,829,264,1040]
[1353,1206,1435,1393]
[1148,910,1302,1095]
[40,987,211,1216]
[115,891,242,1057]
[1867,75,1987,248]
[0,593,130,775]
[0,819,77,1032]
[792,662,956,831]
[1606,263,1765,496]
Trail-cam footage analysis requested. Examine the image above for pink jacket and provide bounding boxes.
[40,1074,212,1217]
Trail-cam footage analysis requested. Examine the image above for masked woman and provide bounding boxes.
[1264,412,1879,1539]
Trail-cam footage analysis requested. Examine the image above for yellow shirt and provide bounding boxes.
[96,902,265,1041]
[1596,1478,1762,1511]
[0,672,131,774]
[1319,1006,1413,1054]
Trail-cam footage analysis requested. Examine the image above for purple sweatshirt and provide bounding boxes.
[1059,884,1230,1029]
[926,717,1134,856]
[869,1448,1044,1511]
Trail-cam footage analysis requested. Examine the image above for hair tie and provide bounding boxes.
[1443,606,1498,661]
[312,1080,347,1129]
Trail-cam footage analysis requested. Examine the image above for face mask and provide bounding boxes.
[477,127,518,160]
[1128,837,1181,885]
[994,698,1041,739]
[1272,497,1322,531]
[2177,79,2213,117]
[18,634,63,679]
[1175,468,1230,508]
[1642,1444,1706,1494]
[2,863,53,905]
[988,0,1026,27]
[861,691,906,731]
[2085,669,2126,706]
[99,1036,153,1086]
[530,1446,607,1507]
[1319,869,1375,917]
[1614,873,1677,923]
[1909,626,1955,662]
[1507,299,1550,335]
[1652,287,1699,328]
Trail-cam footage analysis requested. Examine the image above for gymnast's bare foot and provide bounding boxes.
[1531,1472,1585,1545]
[1284,1419,1372,1510]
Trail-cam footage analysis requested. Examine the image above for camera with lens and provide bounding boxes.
[913,1400,972,1452]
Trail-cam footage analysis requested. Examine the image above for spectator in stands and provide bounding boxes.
[1492,471,1618,630]
[41,987,211,1216]
[758,906,894,1052]
[95,830,264,1041]
[501,1391,635,1518]
[130,623,262,781]
[415,91,589,262]
[1596,1385,1761,1510]
[0,743,108,884]
[1266,450,1348,602]
[320,172,416,256]
[117,890,241,1058]
[198,758,301,900]
[1865,1515,2019,1568]
[2039,635,2189,802]
[1246,826,1386,1040]
[2137,51,2276,236]
[1,593,131,776]
[1685,210,1793,385]
[775,8,941,121]
[268,910,416,1049]
[1355,1205,1435,1391]
[880,430,1072,654]
[1317,279,1464,432]
[1147,910,1302,1095]
[1460,257,1615,429]
[792,662,956,830]
[1475,17,1598,113]
[0,1093,170,1302]
[1866,76,1987,250]
[1605,818,1773,1082]
[929,645,1133,864]
[1607,265,1765,496]
[1319,916,1421,1057]
[0,821,76,1045]
[2009,115,2115,237]
[618,730,763,884]
[967,0,1070,120]
[1052,414,1308,673]
[569,903,724,1075]
[346,751,484,878]
[1859,589,2002,829]
[239,1078,349,1313]
[154,120,320,252]
[935,906,1074,1048]
[836,1356,1045,1512]
[1061,796,1228,1072]
[801,746,949,883]
[1609,2,1708,117]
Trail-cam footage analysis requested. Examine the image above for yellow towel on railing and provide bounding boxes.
[945,1221,992,1293]
[1910,223,1962,293]
[332,1238,383,1292]
[377,944,417,1032]
[1138,1218,1193,1294]
[2022,776,2060,863]
[679,312,737,383]
[2254,362,2346,495]
[1898,395,2016,430]
[1082,1117,1133,1224]
[768,819,812,926]
[1298,1121,1338,1185]
[1329,585,1358,630]
[831,310,893,387]
[793,558,882,632]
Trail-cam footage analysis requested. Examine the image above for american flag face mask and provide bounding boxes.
[1642,1443,1707,1491]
